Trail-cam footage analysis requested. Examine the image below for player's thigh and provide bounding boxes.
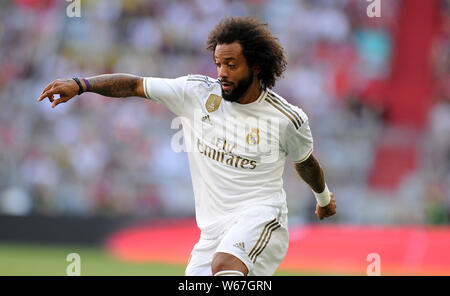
[185,237,218,276]
[215,205,289,276]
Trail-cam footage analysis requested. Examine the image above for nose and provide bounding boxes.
[217,65,229,80]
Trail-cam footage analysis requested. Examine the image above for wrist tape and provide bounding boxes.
[314,184,331,207]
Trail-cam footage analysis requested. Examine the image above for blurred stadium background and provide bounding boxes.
[0,0,449,275]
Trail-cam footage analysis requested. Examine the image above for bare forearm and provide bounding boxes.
[295,154,336,218]
[84,74,145,98]
[294,154,325,193]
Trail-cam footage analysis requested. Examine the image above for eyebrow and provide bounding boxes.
[214,56,237,61]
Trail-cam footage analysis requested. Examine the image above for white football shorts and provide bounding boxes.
[185,204,289,276]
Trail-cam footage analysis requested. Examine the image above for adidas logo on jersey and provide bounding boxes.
[233,242,246,252]
[201,114,210,123]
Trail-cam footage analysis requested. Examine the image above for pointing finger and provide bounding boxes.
[38,90,52,102]
[38,86,61,102]
[41,81,56,94]
[38,81,57,101]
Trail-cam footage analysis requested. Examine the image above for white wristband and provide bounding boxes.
[313,184,331,207]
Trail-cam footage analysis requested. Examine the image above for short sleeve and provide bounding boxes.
[143,76,188,116]
[284,109,314,163]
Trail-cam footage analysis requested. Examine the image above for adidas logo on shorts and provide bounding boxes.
[233,242,246,252]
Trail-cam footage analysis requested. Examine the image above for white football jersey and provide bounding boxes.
[143,75,313,238]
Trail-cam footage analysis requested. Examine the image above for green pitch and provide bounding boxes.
[0,242,306,276]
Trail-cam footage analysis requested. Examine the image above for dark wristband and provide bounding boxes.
[72,77,83,95]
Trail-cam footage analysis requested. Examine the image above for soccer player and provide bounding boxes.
[38,17,336,276]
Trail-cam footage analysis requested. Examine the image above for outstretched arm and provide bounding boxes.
[294,154,336,220]
[37,74,145,108]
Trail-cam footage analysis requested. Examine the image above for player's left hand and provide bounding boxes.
[315,193,336,220]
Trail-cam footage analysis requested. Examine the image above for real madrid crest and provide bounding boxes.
[246,128,260,145]
[205,94,222,113]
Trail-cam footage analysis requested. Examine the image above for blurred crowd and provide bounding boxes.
[0,0,448,224]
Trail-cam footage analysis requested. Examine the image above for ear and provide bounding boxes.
[252,65,261,76]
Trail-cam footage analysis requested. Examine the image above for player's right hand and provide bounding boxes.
[37,78,79,108]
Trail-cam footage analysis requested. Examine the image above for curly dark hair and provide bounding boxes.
[206,16,287,90]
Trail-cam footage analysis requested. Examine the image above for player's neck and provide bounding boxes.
[237,79,262,105]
